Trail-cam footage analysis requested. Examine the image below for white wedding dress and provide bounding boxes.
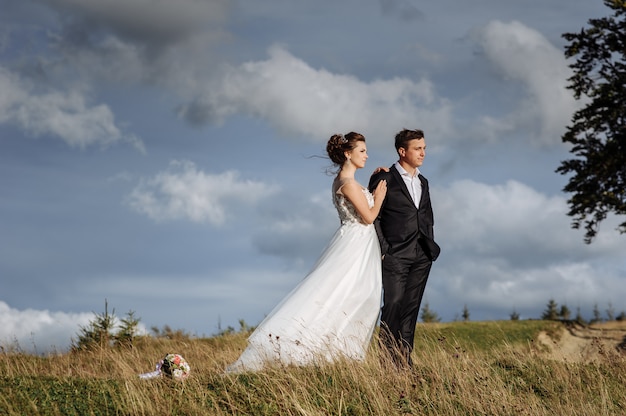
[226,179,382,372]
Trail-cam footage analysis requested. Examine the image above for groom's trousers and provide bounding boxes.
[379,242,432,367]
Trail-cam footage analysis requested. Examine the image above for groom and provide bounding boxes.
[369,128,440,368]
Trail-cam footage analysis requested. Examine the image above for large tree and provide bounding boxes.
[557,0,626,243]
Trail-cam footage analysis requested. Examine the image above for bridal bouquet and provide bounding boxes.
[160,353,191,380]
[139,353,191,380]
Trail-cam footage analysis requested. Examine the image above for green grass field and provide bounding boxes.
[1,320,625,415]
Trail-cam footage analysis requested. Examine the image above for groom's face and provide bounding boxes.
[399,138,426,169]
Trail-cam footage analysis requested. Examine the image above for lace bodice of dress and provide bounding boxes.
[333,179,374,225]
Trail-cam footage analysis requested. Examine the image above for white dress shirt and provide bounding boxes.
[395,161,421,209]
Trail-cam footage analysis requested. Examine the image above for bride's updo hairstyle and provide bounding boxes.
[326,132,365,166]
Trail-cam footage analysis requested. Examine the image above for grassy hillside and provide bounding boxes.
[1,320,625,415]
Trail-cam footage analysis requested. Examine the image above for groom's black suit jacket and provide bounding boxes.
[369,165,440,262]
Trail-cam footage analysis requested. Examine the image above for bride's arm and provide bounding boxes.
[341,179,386,224]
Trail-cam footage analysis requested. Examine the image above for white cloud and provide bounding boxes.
[0,66,143,150]
[180,45,455,143]
[433,179,616,261]
[427,179,626,320]
[127,160,280,225]
[0,301,151,354]
[0,301,94,353]
[474,20,580,144]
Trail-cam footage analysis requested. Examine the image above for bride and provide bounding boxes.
[226,132,387,372]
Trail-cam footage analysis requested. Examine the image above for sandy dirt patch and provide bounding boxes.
[535,320,626,363]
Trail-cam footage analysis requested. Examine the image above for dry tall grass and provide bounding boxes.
[1,320,625,415]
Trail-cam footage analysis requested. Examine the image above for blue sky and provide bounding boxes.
[1,0,624,353]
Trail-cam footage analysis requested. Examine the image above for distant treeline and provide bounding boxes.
[424,299,626,325]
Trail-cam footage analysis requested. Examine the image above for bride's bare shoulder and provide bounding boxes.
[334,177,362,194]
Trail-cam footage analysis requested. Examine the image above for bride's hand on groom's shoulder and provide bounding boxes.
[372,166,389,175]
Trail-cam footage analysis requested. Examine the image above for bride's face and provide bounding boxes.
[346,141,368,169]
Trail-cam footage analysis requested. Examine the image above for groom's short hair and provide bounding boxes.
[395,129,424,152]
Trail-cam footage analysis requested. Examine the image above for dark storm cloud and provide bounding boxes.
[378,0,424,22]
[36,0,231,46]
